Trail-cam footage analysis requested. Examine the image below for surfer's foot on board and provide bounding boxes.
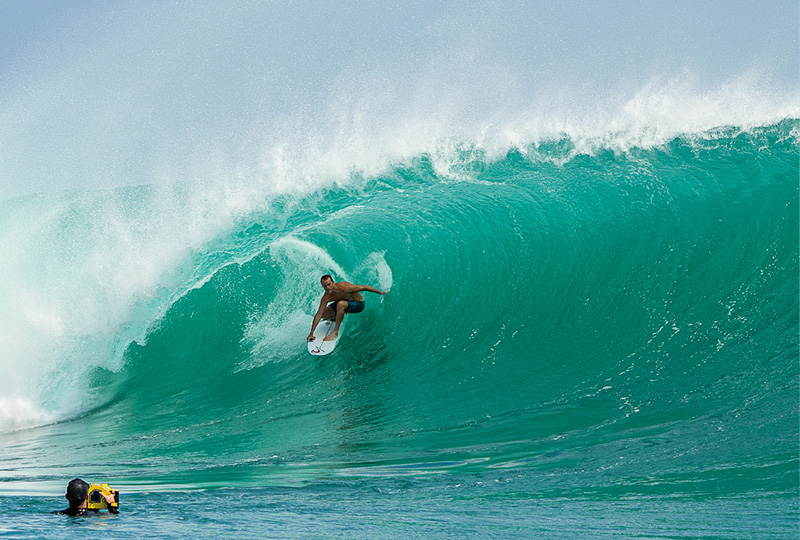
[323,332,338,342]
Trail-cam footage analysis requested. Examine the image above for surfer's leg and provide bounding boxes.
[322,302,336,320]
[324,300,347,341]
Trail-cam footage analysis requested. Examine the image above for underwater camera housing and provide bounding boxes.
[87,484,119,510]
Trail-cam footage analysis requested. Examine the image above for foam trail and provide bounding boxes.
[240,237,350,368]
[362,251,393,293]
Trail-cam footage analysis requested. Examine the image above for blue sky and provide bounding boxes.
[1,0,796,83]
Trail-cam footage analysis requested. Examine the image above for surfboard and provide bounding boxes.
[307,318,343,356]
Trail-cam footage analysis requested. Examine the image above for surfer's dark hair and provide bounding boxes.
[66,478,89,507]
[320,274,333,282]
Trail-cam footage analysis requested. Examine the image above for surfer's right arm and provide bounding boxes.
[308,297,327,341]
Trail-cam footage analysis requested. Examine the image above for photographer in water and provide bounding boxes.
[52,478,119,516]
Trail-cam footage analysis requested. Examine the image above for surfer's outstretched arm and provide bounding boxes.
[338,282,387,295]
[359,284,387,295]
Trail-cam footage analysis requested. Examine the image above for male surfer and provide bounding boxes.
[308,274,387,343]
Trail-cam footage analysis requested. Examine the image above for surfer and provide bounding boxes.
[308,274,387,343]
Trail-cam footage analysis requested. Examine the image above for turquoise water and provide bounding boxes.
[1,119,798,537]
[5,491,799,539]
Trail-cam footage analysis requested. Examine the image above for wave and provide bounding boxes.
[0,120,796,497]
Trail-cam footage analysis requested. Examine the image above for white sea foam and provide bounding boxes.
[0,184,265,432]
[0,398,57,432]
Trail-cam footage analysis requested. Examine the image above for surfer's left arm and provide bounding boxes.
[340,282,387,295]
[363,285,387,295]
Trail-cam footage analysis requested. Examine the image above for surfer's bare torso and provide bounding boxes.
[320,284,365,304]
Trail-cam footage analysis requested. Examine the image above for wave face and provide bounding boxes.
[1,120,797,499]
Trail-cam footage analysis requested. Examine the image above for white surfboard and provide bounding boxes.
[307,318,343,356]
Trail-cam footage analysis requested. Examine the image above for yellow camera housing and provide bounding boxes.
[87,483,119,510]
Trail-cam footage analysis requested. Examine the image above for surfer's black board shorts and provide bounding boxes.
[328,300,365,315]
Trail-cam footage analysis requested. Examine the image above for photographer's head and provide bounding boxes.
[65,478,89,508]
